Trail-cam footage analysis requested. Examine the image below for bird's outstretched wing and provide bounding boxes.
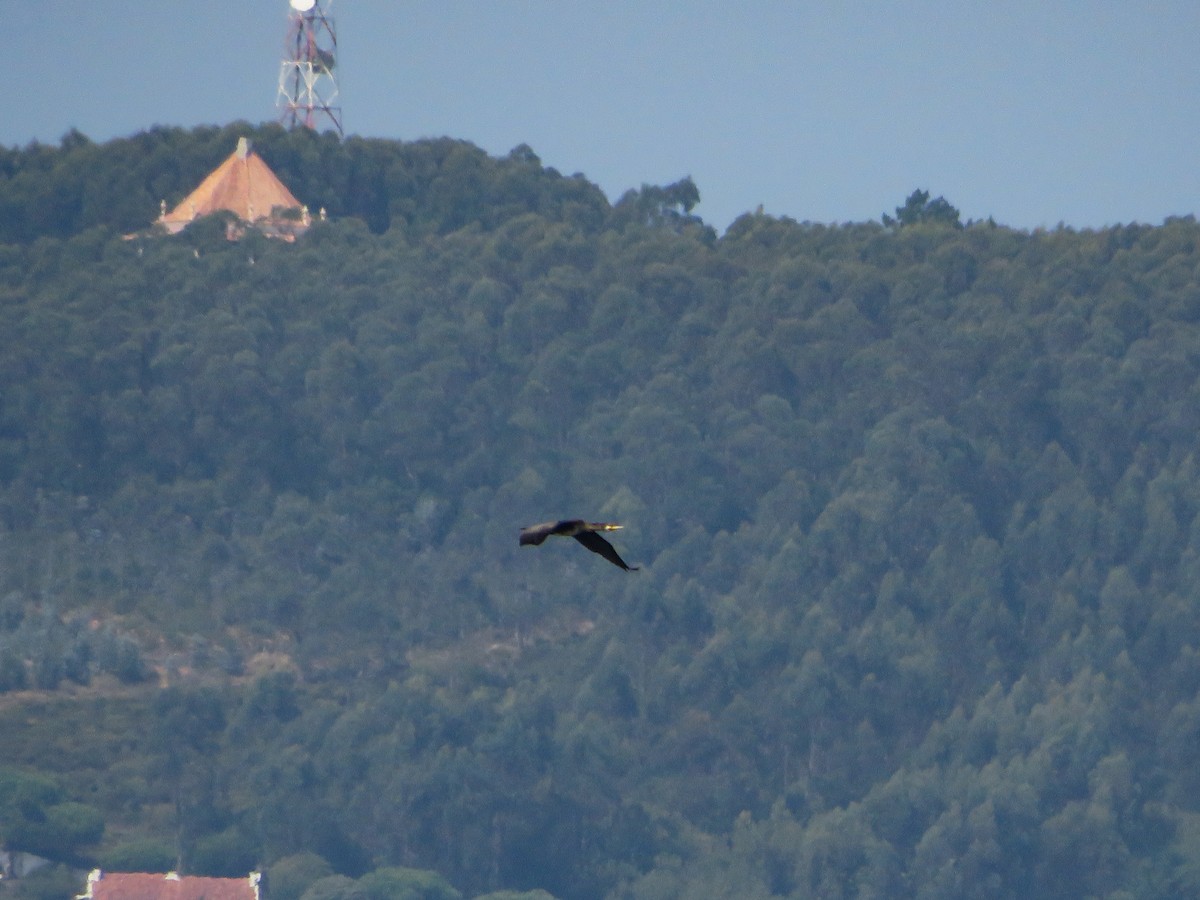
[573,530,639,571]
[519,521,560,546]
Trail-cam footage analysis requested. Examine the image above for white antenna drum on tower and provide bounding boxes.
[277,0,343,136]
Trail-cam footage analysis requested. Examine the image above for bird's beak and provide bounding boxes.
[603,524,623,531]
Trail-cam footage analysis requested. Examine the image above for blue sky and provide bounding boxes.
[8,1,1200,232]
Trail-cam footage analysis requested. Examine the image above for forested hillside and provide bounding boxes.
[1,123,1200,899]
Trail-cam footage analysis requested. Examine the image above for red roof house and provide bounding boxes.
[157,137,310,241]
[77,869,261,900]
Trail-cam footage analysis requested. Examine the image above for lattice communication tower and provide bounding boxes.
[277,0,343,136]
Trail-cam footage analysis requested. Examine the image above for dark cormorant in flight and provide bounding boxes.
[519,520,639,571]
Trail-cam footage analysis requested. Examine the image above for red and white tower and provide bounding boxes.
[277,0,343,136]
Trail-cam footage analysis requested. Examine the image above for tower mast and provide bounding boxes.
[277,0,343,136]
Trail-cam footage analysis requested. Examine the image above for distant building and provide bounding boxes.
[156,137,310,242]
[76,869,261,900]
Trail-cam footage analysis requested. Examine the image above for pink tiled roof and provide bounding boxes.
[160,138,302,231]
[86,871,259,900]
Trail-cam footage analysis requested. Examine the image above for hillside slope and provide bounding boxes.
[1,126,1199,898]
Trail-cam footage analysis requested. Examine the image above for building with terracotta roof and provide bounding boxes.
[157,137,311,241]
[76,869,261,900]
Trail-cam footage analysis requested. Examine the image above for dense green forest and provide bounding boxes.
[1,122,1200,899]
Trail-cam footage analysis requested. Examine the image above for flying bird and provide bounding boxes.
[519,520,639,571]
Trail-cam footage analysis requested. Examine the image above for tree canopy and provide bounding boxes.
[883,188,962,228]
[0,124,1199,898]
